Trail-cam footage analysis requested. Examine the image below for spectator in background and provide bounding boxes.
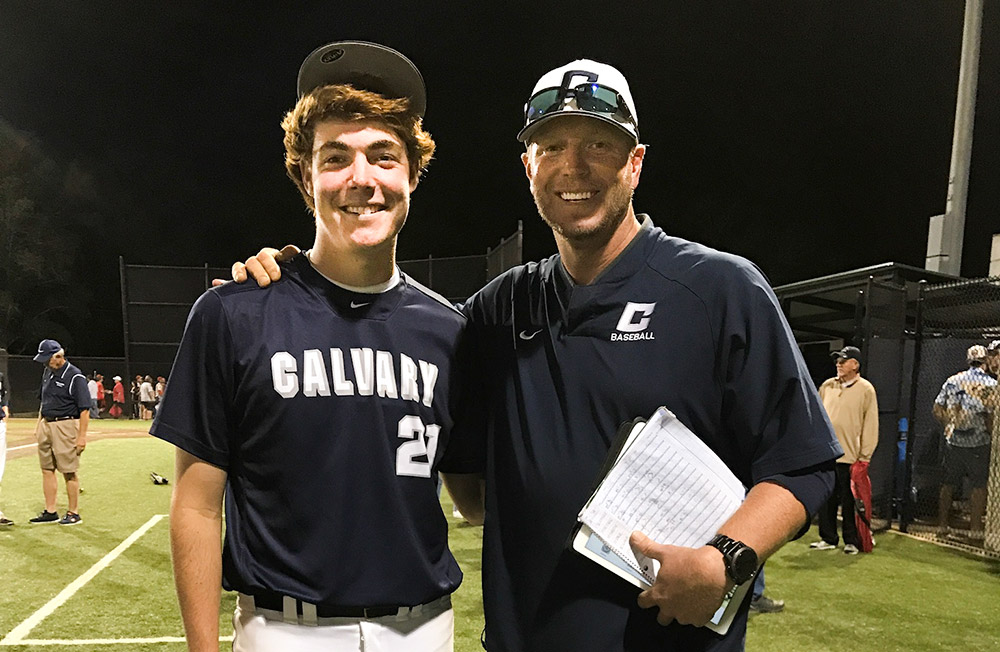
[139,375,156,420]
[131,375,142,419]
[154,375,166,418]
[0,367,11,526]
[985,340,1000,379]
[813,346,879,554]
[95,374,108,417]
[933,344,996,540]
[29,339,89,526]
[87,374,100,419]
[111,375,125,419]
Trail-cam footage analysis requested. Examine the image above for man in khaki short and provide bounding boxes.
[29,339,89,526]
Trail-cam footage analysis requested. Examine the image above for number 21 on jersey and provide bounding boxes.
[396,415,440,478]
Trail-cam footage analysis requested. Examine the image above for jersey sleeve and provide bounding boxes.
[717,260,842,489]
[150,290,235,469]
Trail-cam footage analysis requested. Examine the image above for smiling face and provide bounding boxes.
[301,118,416,254]
[522,115,644,244]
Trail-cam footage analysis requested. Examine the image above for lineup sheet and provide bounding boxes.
[579,407,746,582]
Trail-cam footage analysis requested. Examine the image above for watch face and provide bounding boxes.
[731,548,758,584]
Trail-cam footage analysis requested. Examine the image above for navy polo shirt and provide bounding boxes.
[40,362,90,419]
[152,254,466,607]
[449,217,841,652]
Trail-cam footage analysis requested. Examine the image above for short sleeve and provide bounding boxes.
[150,290,235,469]
[719,261,841,482]
[71,374,91,411]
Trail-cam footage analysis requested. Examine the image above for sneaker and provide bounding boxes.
[809,540,837,550]
[0,517,13,527]
[58,512,82,526]
[843,543,859,555]
[749,595,785,613]
[452,506,462,518]
[29,510,60,524]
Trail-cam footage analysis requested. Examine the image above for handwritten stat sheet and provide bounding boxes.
[579,407,745,580]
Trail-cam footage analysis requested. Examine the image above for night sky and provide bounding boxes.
[1,2,997,355]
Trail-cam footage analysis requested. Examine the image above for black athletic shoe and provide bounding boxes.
[750,595,785,613]
[29,510,59,524]
[58,512,82,526]
[0,517,13,527]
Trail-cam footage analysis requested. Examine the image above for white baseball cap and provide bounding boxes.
[296,41,427,117]
[517,59,638,143]
[968,344,988,362]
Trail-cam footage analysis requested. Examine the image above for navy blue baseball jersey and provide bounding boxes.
[40,362,90,419]
[152,254,466,607]
[449,217,840,652]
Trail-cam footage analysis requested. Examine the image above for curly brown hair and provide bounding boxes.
[282,84,435,213]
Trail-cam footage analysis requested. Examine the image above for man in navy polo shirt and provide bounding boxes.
[30,339,89,526]
[236,60,841,651]
[154,42,466,652]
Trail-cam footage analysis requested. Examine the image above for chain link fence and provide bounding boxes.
[904,276,1000,554]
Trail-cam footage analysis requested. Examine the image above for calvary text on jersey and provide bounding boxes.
[271,348,439,406]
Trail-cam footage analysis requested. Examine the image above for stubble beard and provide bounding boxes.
[533,177,634,245]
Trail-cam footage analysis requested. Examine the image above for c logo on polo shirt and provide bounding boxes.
[612,302,656,341]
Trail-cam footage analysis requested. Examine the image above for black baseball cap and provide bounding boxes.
[830,346,861,362]
[296,41,427,117]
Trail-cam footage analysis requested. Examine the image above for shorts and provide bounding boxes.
[943,444,989,488]
[36,418,81,473]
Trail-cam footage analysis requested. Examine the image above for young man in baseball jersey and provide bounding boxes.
[236,60,841,651]
[153,42,465,652]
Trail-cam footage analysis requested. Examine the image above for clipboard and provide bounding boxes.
[569,408,756,635]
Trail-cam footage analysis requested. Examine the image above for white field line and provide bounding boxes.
[0,515,166,645]
[7,442,38,452]
[8,636,234,646]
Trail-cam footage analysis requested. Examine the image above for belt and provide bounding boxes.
[248,591,450,621]
[44,416,78,422]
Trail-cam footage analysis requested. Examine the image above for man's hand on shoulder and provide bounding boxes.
[211,245,300,287]
[630,531,731,627]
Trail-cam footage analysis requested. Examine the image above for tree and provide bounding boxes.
[0,118,93,354]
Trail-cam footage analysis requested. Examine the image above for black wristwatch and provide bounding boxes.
[707,534,758,585]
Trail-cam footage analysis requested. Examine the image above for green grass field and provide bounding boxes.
[1,418,998,651]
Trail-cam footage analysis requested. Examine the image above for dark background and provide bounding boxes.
[0,2,997,356]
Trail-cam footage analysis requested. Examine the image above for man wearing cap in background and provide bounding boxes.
[155,41,466,652]
[110,375,125,419]
[29,339,89,526]
[813,346,879,553]
[932,344,996,539]
[235,58,841,650]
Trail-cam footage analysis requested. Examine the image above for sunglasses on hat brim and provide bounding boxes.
[524,83,635,131]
